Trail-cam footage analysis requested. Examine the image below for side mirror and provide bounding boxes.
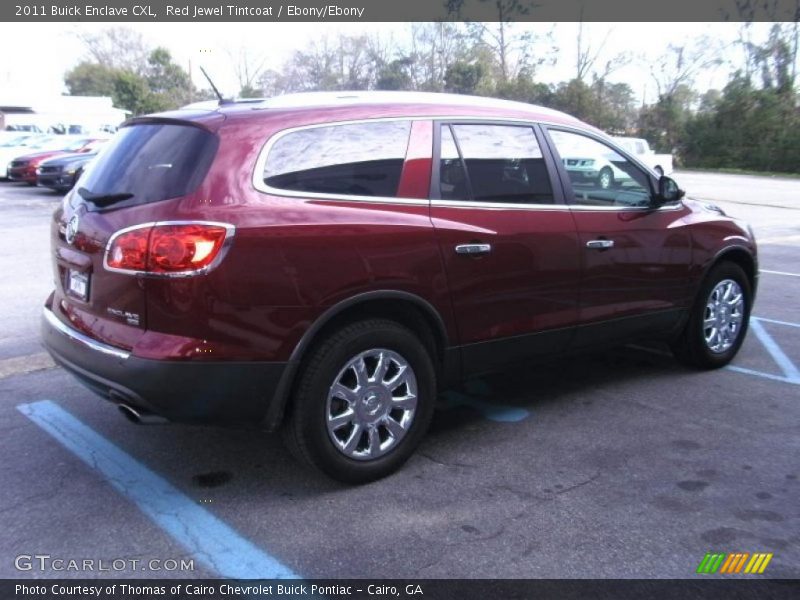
[656,175,685,204]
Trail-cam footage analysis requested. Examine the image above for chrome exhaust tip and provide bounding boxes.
[117,403,167,425]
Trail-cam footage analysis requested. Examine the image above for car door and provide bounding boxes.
[542,126,694,347]
[430,121,581,376]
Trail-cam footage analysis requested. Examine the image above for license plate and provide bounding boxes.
[67,269,89,301]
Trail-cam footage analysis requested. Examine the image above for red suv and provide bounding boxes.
[42,92,758,482]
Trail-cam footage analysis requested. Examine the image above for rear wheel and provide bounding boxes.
[671,262,751,369]
[285,319,435,483]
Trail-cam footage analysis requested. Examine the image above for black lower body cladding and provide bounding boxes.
[41,306,287,426]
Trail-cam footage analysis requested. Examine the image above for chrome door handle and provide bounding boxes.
[586,239,614,250]
[455,243,492,256]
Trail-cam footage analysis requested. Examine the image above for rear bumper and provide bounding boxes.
[41,306,287,427]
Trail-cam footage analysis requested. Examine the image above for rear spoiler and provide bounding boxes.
[121,112,226,134]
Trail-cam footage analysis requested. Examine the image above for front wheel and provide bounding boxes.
[598,167,614,190]
[671,262,752,369]
[285,319,435,483]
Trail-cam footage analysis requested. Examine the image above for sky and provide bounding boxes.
[0,21,783,105]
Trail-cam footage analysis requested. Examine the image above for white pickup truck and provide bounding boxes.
[613,137,673,176]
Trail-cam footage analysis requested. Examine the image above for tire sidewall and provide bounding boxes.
[599,167,613,189]
[688,262,752,368]
[295,322,435,483]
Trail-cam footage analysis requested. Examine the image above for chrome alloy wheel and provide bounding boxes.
[703,279,745,354]
[599,168,612,189]
[326,348,418,461]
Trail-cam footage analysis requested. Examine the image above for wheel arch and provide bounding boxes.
[709,245,758,296]
[263,291,455,431]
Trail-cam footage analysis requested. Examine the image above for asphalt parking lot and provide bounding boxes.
[0,172,797,580]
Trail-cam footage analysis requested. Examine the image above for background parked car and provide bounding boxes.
[36,152,97,192]
[0,134,56,178]
[7,137,107,185]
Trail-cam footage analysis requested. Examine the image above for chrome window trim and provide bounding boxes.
[43,306,130,360]
[103,220,236,278]
[251,114,676,211]
[251,115,578,206]
[430,198,684,212]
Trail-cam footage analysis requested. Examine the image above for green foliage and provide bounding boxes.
[376,58,414,91]
[682,75,800,173]
[64,45,195,116]
[545,78,636,133]
[444,61,486,95]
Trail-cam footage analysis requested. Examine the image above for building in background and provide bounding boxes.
[0,96,127,134]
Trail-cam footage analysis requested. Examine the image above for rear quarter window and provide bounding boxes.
[261,121,412,198]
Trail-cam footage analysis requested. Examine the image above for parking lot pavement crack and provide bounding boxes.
[445,524,509,550]
[496,484,552,503]
[553,471,601,495]
[418,451,477,469]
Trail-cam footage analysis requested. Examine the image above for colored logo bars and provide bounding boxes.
[696,552,773,574]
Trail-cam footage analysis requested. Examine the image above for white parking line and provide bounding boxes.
[761,269,800,277]
[0,352,54,380]
[726,318,800,386]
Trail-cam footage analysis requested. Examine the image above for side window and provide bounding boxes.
[439,125,470,201]
[438,123,554,204]
[548,130,652,207]
[263,121,412,198]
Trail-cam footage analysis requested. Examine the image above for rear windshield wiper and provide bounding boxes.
[77,187,134,207]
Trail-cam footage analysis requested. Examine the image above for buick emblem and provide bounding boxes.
[65,215,80,245]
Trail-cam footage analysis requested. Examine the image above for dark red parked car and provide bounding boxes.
[42,92,758,482]
[8,138,107,184]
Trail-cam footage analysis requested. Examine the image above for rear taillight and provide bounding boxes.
[105,222,234,276]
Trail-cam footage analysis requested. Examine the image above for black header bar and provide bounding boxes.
[2,0,800,22]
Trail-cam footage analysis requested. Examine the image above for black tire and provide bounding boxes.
[284,319,436,484]
[598,167,614,190]
[671,262,752,369]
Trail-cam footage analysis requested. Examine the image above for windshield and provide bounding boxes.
[76,123,218,210]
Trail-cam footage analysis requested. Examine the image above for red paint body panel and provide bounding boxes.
[431,206,581,346]
[571,206,694,322]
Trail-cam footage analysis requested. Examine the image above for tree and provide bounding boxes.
[444,61,486,94]
[226,44,269,98]
[64,62,119,98]
[145,47,193,107]
[465,3,555,86]
[376,58,414,90]
[407,22,466,91]
[74,27,150,73]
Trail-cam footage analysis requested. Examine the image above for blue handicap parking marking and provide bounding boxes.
[17,400,299,580]
[726,317,800,385]
[442,380,531,423]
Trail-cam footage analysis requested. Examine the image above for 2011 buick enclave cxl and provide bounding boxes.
[41,92,758,482]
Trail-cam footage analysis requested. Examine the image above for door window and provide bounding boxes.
[438,123,554,204]
[548,130,652,207]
